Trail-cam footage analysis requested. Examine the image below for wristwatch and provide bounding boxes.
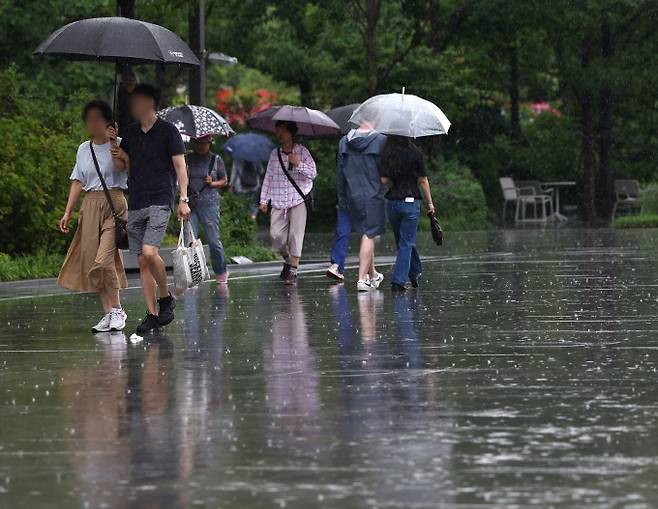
[179,197,190,203]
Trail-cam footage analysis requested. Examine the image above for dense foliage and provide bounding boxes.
[1,0,657,258]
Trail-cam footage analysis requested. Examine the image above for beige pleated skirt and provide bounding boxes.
[58,190,129,292]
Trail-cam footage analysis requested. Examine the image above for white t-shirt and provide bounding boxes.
[70,139,127,191]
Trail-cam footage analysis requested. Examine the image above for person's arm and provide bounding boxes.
[418,176,435,215]
[206,157,227,189]
[259,155,275,212]
[291,146,317,180]
[109,127,128,171]
[59,180,84,233]
[173,154,191,220]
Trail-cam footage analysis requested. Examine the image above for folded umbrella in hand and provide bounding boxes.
[428,211,443,246]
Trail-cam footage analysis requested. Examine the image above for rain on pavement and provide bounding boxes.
[2,228,658,509]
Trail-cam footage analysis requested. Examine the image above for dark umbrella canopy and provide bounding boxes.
[325,103,360,135]
[248,105,341,137]
[222,133,276,162]
[34,17,200,66]
[157,105,233,139]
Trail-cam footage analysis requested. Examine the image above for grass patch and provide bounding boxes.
[0,251,64,282]
[611,214,658,229]
[225,243,278,262]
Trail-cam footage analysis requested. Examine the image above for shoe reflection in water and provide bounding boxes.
[60,333,185,508]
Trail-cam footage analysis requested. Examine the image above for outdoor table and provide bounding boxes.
[542,181,576,221]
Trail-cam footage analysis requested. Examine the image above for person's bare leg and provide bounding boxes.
[290,255,300,267]
[359,235,375,281]
[99,289,112,314]
[142,245,169,299]
[138,254,158,315]
[109,287,121,309]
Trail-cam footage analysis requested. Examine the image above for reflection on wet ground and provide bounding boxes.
[3,229,658,508]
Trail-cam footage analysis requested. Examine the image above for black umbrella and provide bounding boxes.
[428,211,443,246]
[34,17,200,66]
[157,105,234,139]
[325,103,361,135]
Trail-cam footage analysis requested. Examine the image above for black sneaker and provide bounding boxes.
[391,282,407,292]
[279,263,291,281]
[157,293,176,327]
[284,268,298,285]
[410,273,422,288]
[136,313,160,334]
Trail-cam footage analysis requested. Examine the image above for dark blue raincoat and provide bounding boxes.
[337,131,387,238]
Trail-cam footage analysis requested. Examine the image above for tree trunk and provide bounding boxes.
[365,0,381,95]
[116,0,135,135]
[580,36,596,225]
[597,15,613,220]
[188,0,206,106]
[429,0,440,54]
[508,40,521,139]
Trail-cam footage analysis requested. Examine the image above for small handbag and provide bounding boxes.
[89,141,129,249]
[277,148,314,213]
[428,210,444,246]
[173,219,210,294]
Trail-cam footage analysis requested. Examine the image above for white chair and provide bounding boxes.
[611,179,642,219]
[500,177,554,223]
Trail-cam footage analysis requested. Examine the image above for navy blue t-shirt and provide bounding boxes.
[120,118,185,210]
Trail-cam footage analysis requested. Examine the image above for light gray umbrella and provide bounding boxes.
[248,105,341,137]
[349,91,450,138]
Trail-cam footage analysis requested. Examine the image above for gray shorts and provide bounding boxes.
[127,205,171,255]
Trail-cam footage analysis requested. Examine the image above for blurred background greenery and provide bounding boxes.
[1,0,658,277]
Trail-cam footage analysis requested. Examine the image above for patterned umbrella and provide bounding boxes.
[157,105,234,139]
[248,105,340,137]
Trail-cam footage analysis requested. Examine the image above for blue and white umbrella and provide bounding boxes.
[157,104,234,139]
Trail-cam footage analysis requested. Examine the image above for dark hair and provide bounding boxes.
[275,120,298,136]
[380,135,420,180]
[132,83,161,108]
[82,100,113,123]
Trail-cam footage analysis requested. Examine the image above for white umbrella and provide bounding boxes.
[349,89,450,138]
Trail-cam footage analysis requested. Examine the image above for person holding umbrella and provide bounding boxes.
[109,84,190,333]
[259,121,317,285]
[332,117,387,291]
[380,134,435,292]
[187,134,229,283]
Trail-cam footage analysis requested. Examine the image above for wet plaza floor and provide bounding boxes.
[2,228,658,508]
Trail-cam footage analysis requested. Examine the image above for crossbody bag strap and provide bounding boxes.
[196,154,217,195]
[89,141,119,218]
[277,148,307,201]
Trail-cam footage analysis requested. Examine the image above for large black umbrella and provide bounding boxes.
[34,17,200,66]
[325,103,360,135]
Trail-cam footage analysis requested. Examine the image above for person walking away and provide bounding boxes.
[334,121,387,291]
[325,203,352,282]
[58,100,129,333]
[259,121,316,285]
[380,136,435,292]
[230,159,263,219]
[110,84,190,334]
[187,134,229,284]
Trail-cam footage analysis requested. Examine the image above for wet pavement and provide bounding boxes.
[2,228,658,509]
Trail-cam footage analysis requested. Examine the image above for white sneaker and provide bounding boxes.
[357,279,374,292]
[109,308,127,331]
[370,271,384,289]
[91,313,111,333]
[326,263,344,281]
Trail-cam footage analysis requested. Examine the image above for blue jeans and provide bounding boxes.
[330,208,352,274]
[387,200,422,286]
[190,204,227,276]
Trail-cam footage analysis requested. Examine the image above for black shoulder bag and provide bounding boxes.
[277,148,314,213]
[89,141,129,249]
[187,154,217,210]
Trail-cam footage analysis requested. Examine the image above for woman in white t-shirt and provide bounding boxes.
[57,101,129,333]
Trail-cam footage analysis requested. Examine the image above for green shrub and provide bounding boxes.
[425,158,488,231]
[641,184,658,215]
[0,251,64,282]
[611,214,658,229]
[0,66,88,256]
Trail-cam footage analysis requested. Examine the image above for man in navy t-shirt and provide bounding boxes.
[109,84,189,334]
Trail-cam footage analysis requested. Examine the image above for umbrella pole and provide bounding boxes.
[113,63,119,125]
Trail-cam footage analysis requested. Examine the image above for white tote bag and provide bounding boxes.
[173,220,210,293]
